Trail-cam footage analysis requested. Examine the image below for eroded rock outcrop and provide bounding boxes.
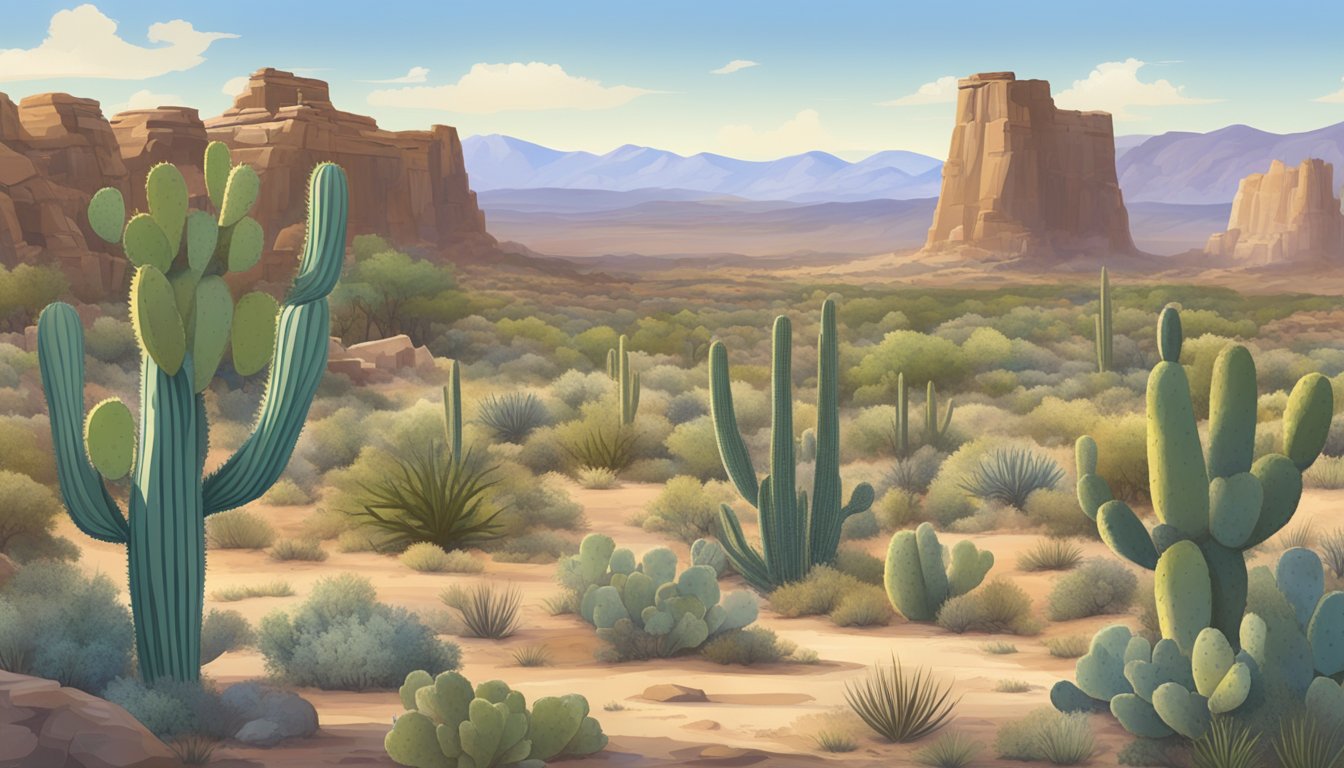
[327,334,435,384]
[1204,158,1344,264]
[922,72,1135,260]
[0,68,495,298]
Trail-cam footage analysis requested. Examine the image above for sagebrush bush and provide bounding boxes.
[1304,455,1344,489]
[834,548,885,585]
[0,469,70,563]
[995,708,1090,762]
[769,565,865,617]
[270,538,328,562]
[936,579,1040,635]
[200,609,253,664]
[260,479,312,506]
[701,627,792,665]
[841,509,881,540]
[924,440,993,526]
[0,561,132,693]
[206,509,276,550]
[1018,538,1084,572]
[576,466,620,489]
[874,488,921,531]
[886,446,946,494]
[1047,559,1138,620]
[664,416,727,480]
[258,573,458,690]
[488,530,579,563]
[401,543,483,573]
[639,475,731,544]
[830,590,894,627]
[1025,489,1098,539]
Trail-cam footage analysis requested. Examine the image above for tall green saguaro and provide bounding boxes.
[1075,305,1332,650]
[710,298,874,591]
[606,334,640,425]
[39,144,348,683]
[1095,266,1113,373]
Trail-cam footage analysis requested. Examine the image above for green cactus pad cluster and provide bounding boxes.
[40,142,347,685]
[83,398,136,480]
[558,533,758,658]
[883,522,993,621]
[606,334,640,426]
[711,299,874,591]
[1074,305,1331,643]
[690,537,727,576]
[385,670,607,767]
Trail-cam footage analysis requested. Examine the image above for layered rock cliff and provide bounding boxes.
[1204,158,1344,264]
[0,68,495,298]
[922,72,1135,260]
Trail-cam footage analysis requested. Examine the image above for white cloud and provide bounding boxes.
[367,62,655,113]
[717,109,832,159]
[1314,76,1344,103]
[1055,59,1217,120]
[221,75,248,97]
[360,66,430,84]
[880,76,959,106]
[0,4,235,82]
[711,59,759,75]
[116,89,180,112]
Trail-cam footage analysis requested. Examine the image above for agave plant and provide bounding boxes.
[565,423,639,473]
[350,444,503,552]
[477,392,548,443]
[958,445,1065,509]
[844,655,959,743]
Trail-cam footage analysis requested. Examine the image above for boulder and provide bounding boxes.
[922,72,1136,261]
[336,334,436,379]
[642,684,709,703]
[220,681,319,747]
[0,670,177,768]
[1204,158,1344,264]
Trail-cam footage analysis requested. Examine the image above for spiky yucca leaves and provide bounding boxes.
[844,655,959,743]
[959,445,1065,510]
[43,146,347,683]
[478,392,548,443]
[710,299,874,592]
[351,445,504,553]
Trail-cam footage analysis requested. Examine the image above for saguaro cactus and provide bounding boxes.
[924,381,954,449]
[1095,266,1113,372]
[606,334,639,425]
[443,359,463,465]
[893,372,910,456]
[710,298,874,592]
[39,144,347,683]
[1075,305,1331,649]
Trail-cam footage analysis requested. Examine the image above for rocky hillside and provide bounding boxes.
[0,68,496,300]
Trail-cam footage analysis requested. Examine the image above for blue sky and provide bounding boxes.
[2,1,1343,160]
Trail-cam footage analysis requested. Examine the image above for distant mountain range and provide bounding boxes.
[461,135,944,202]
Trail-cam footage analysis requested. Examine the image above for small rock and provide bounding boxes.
[222,682,319,746]
[696,746,769,766]
[642,684,708,703]
[234,719,284,747]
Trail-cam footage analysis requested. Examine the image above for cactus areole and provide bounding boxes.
[39,146,348,683]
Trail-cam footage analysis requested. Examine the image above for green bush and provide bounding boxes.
[257,573,458,690]
[206,509,276,550]
[1092,413,1149,503]
[874,488,922,531]
[478,392,549,443]
[576,466,620,489]
[1046,559,1137,620]
[488,530,579,563]
[958,445,1064,510]
[300,407,369,473]
[995,708,1093,763]
[1025,489,1098,539]
[830,590,894,627]
[886,446,946,494]
[0,561,132,693]
[269,538,328,562]
[700,627,792,665]
[638,476,733,544]
[401,543,484,573]
[834,547,885,584]
[0,469,73,563]
[841,509,881,540]
[924,440,994,526]
[84,316,137,363]
[769,565,865,617]
[260,479,312,505]
[665,415,728,480]
[103,678,239,740]
[935,579,1040,635]
[200,609,254,664]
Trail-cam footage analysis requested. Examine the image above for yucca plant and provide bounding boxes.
[813,729,858,753]
[1275,715,1344,768]
[477,392,548,443]
[350,444,503,552]
[959,445,1065,509]
[512,644,551,667]
[565,424,639,473]
[1278,524,1318,551]
[844,655,958,743]
[1017,538,1084,572]
[444,583,521,639]
[914,732,980,768]
[1321,528,1344,579]
[1192,717,1261,768]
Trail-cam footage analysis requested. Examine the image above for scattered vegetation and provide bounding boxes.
[936,579,1040,635]
[1043,635,1089,658]
[211,581,294,602]
[576,466,620,489]
[701,627,794,665]
[914,732,981,768]
[981,641,1018,655]
[400,542,483,573]
[995,708,1094,764]
[205,509,276,550]
[442,583,522,639]
[1017,538,1084,572]
[511,644,552,667]
[814,729,859,753]
[1046,559,1137,620]
[269,538,328,562]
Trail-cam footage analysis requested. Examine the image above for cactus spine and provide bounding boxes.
[710,299,874,592]
[1075,305,1331,648]
[924,381,954,449]
[1095,266,1113,372]
[606,335,639,425]
[40,144,347,683]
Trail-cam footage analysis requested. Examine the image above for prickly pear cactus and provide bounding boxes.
[39,143,348,683]
[883,522,992,621]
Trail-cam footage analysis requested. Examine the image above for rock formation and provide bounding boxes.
[1204,158,1344,264]
[327,334,435,384]
[0,68,495,299]
[922,72,1135,260]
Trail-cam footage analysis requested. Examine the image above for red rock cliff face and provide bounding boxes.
[1204,159,1344,265]
[206,69,495,282]
[923,72,1135,260]
[0,68,495,298]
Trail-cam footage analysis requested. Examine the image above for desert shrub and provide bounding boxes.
[348,444,503,553]
[665,392,708,425]
[200,609,254,664]
[0,418,56,485]
[914,732,981,768]
[1193,716,1261,768]
[948,501,1031,534]
[565,422,641,473]
[874,488,921,531]
[924,440,994,526]
[442,583,521,639]
[936,579,1040,635]
[300,508,352,540]
[1046,559,1137,620]
[258,573,457,690]
[84,316,137,362]
[664,415,726,480]
[815,729,859,753]
[639,476,732,544]
[701,627,791,665]
[1092,413,1149,503]
[260,479,312,505]
[1022,397,1102,447]
[1017,538,1084,572]
[834,548,885,584]
[845,656,958,743]
[1025,489,1098,539]
[488,530,579,563]
[887,445,946,494]
[1320,528,1344,579]
[211,581,293,602]
[403,543,484,573]
[1044,635,1090,658]
[1273,714,1342,768]
[576,466,620,489]
[103,678,239,740]
[995,708,1094,763]
[300,407,368,473]
[831,590,894,627]
[851,331,969,396]
[982,641,1018,654]
[769,565,865,617]
[1305,455,1344,489]
[548,369,610,410]
[995,679,1031,693]
[842,509,881,540]
[0,561,132,693]
[478,392,548,443]
[0,470,71,563]
[205,508,276,550]
[488,468,584,534]
[959,445,1064,509]
[511,644,552,667]
[269,538,328,562]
